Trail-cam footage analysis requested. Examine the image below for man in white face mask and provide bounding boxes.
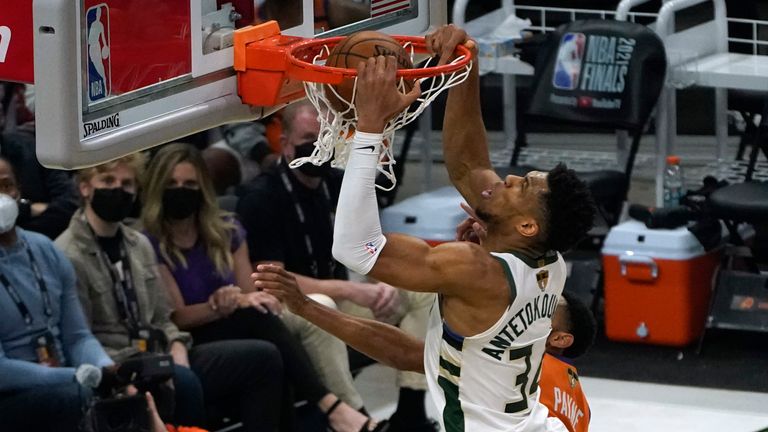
[0,156,113,432]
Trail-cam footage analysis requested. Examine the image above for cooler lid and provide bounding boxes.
[602,220,706,260]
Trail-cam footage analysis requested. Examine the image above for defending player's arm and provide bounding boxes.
[332,55,497,297]
[429,26,501,209]
[253,264,425,373]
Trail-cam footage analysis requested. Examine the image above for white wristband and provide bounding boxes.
[332,131,387,275]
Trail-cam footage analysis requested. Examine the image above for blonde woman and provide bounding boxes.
[142,143,382,432]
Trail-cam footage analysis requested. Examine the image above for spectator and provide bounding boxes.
[142,143,382,432]
[237,100,437,430]
[55,153,285,431]
[0,82,78,239]
[0,156,113,432]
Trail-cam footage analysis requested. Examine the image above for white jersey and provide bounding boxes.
[424,251,569,432]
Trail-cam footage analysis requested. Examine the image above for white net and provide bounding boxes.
[289,42,472,190]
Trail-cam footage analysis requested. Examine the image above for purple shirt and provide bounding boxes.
[146,219,246,305]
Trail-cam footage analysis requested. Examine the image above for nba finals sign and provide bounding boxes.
[551,33,635,110]
[528,19,667,131]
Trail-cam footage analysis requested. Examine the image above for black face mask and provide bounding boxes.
[162,187,203,220]
[293,142,332,178]
[91,188,135,223]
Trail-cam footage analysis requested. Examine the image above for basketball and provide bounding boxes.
[324,31,415,117]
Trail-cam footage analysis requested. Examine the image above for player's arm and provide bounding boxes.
[333,55,495,296]
[429,25,501,209]
[253,264,425,373]
[370,233,494,295]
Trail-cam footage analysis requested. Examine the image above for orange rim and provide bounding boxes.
[288,35,473,81]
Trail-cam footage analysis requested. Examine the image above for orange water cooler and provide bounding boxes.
[602,220,720,346]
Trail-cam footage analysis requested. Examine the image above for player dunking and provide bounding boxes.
[255,25,595,431]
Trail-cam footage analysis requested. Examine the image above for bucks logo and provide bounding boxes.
[536,270,549,291]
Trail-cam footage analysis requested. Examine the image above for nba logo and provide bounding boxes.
[86,4,111,102]
[553,33,586,90]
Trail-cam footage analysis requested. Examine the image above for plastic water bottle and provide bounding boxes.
[663,155,684,207]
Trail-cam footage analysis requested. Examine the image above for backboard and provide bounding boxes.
[2,0,445,168]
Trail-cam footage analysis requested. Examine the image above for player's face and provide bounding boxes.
[475,171,548,228]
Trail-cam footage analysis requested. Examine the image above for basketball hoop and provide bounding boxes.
[234,22,473,190]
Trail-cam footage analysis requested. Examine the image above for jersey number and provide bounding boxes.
[0,26,10,63]
[504,345,543,414]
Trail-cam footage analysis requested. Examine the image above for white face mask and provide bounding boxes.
[0,194,19,234]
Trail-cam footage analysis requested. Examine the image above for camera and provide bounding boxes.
[84,353,175,432]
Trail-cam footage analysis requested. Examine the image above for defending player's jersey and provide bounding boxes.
[424,251,568,432]
[540,354,590,432]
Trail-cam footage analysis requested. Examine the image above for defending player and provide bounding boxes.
[252,265,595,432]
[255,24,595,431]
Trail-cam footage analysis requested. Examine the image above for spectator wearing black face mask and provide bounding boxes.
[236,100,347,291]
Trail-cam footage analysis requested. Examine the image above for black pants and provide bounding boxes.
[0,382,91,432]
[191,309,328,405]
[190,339,284,432]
